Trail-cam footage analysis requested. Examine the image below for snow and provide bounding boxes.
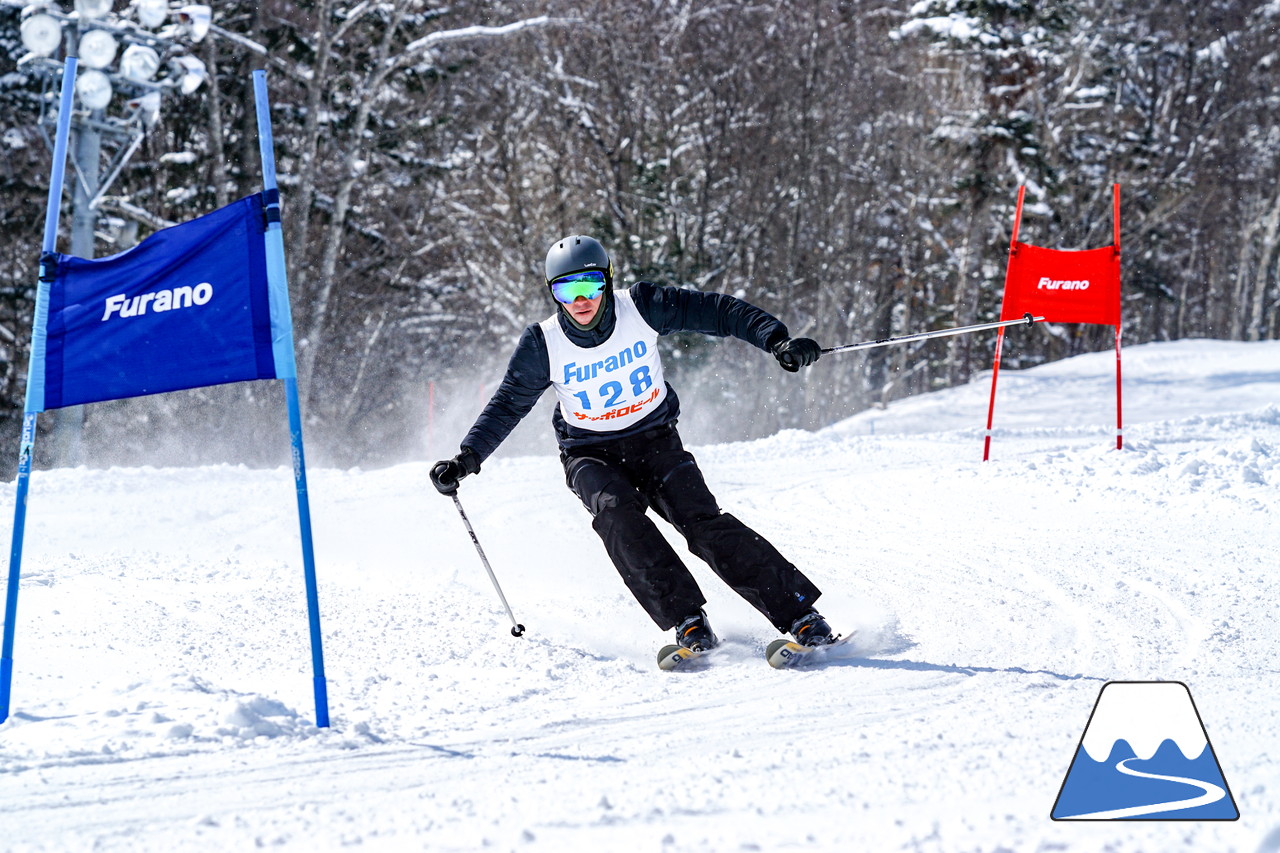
[2,337,1279,851]
[897,14,982,43]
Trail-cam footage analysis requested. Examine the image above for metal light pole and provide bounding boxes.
[52,26,99,465]
[18,0,212,467]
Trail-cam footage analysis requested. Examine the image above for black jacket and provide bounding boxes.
[461,281,789,462]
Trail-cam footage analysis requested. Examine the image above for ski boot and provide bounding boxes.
[658,609,720,671]
[789,609,836,647]
[765,609,841,668]
[676,609,720,652]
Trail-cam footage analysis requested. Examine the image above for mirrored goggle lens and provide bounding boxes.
[550,270,607,303]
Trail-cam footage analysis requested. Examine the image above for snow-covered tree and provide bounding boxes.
[0,0,1278,466]
[895,0,1076,383]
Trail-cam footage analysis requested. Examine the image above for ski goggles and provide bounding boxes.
[549,270,608,303]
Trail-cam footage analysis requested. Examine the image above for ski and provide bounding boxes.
[657,643,716,671]
[765,633,854,669]
[659,633,856,670]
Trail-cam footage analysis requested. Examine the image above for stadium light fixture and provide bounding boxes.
[134,0,169,29]
[120,44,162,82]
[78,28,118,69]
[76,69,113,110]
[176,6,211,42]
[127,90,162,127]
[171,54,207,95]
[19,13,62,57]
[74,0,113,20]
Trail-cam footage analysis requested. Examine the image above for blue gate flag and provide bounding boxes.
[34,193,282,411]
[3,70,329,731]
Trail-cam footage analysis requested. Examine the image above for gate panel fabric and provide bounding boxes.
[39,194,275,411]
[1000,243,1120,326]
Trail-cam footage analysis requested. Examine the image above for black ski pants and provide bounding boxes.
[561,424,821,631]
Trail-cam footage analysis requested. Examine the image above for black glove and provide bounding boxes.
[430,447,481,495]
[772,337,821,372]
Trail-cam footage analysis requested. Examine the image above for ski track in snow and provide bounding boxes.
[0,338,1278,851]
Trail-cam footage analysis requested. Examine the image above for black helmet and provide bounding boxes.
[545,235,612,285]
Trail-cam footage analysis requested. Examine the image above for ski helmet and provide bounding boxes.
[544,235,614,332]
[545,235,613,286]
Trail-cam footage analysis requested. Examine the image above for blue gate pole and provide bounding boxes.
[252,70,329,728]
[2,59,78,724]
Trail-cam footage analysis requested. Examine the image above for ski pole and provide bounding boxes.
[448,492,526,637]
[821,312,1043,355]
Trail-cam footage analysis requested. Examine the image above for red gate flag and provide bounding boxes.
[999,243,1120,325]
[984,185,1123,460]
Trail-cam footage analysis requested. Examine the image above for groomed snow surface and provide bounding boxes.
[2,338,1278,852]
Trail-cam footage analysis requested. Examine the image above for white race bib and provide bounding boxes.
[541,289,668,432]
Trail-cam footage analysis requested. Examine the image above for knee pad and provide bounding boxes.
[587,485,647,519]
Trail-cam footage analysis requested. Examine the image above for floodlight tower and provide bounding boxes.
[17,0,212,465]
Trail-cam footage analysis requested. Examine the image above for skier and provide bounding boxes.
[430,235,835,655]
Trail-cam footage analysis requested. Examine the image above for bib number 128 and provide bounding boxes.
[572,365,653,410]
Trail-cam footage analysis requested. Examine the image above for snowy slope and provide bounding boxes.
[1,338,1278,852]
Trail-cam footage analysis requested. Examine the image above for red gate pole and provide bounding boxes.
[982,327,1006,461]
[1114,326,1124,450]
[1010,185,1027,247]
[983,185,1026,461]
[1112,183,1123,450]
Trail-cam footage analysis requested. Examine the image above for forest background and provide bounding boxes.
[0,0,1277,470]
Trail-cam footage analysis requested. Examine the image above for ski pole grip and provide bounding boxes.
[430,461,458,495]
